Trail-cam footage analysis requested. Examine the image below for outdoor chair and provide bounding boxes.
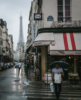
[75,76,80,84]
[35,71,40,81]
[68,73,74,83]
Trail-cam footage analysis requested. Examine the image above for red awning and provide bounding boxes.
[50,33,81,55]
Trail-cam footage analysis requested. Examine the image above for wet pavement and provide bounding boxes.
[23,81,81,100]
[0,66,81,100]
[0,65,27,100]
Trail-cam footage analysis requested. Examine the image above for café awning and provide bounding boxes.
[33,33,55,47]
[49,33,81,55]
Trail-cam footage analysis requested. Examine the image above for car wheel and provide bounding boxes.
[0,67,2,71]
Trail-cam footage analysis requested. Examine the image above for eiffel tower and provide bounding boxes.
[16,15,24,51]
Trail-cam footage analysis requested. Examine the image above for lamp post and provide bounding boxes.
[25,51,27,65]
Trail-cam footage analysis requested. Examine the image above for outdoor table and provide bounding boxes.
[70,74,78,76]
[70,74,78,83]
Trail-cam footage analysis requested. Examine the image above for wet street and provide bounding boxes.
[0,66,27,100]
[0,66,81,100]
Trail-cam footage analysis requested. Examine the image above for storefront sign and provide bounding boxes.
[34,13,42,20]
[33,41,50,47]
[35,52,38,56]
[51,21,81,28]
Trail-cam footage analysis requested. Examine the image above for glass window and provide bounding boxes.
[58,0,63,5]
[58,17,63,22]
[65,0,70,6]
[58,12,63,16]
[58,6,63,11]
[65,0,70,21]
[58,0,71,22]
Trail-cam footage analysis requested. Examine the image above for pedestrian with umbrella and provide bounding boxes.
[50,61,69,100]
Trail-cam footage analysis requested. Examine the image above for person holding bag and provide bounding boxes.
[51,63,64,100]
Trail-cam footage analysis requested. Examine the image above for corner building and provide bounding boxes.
[28,0,81,81]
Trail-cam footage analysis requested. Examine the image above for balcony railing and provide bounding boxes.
[0,29,2,36]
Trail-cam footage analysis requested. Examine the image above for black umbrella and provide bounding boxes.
[50,61,69,69]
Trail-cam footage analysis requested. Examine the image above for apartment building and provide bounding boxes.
[27,0,38,49]
[0,19,4,62]
[2,21,9,63]
[8,35,13,61]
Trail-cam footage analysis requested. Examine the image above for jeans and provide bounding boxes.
[54,83,62,99]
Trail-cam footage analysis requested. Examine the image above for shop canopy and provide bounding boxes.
[33,33,55,47]
[49,33,81,55]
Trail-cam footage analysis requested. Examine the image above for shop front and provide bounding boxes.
[49,32,81,80]
[48,55,81,81]
[33,33,55,80]
[33,26,81,81]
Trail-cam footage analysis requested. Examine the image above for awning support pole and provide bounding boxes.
[41,46,46,80]
[74,56,76,73]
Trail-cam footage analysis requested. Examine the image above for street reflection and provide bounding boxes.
[18,85,22,92]
[12,85,16,91]
[20,69,21,74]
[14,68,16,78]
[19,69,22,79]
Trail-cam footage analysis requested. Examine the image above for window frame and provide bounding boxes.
[57,0,72,22]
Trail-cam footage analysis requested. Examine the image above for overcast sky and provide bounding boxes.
[0,0,32,50]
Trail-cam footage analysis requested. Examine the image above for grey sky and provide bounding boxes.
[0,0,32,50]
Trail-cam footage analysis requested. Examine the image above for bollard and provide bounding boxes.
[24,65,27,73]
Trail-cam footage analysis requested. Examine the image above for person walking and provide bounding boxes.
[18,62,22,75]
[51,63,64,100]
[34,65,40,81]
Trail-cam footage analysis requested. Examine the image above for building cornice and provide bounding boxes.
[38,27,81,34]
[3,39,9,41]
[3,32,8,35]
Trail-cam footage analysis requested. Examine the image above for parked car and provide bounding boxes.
[13,62,16,66]
[7,63,11,68]
[6,63,9,68]
[15,62,19,68]
[4,63,7,69]
[11,63,13,67]
[3,63,6,69]
[0,62,4,70]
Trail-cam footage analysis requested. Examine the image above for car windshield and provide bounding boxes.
[8,63,10,65]
[16,63,18,65]
[14,62,17,64]
[1,63,3,66]
[15,62,18,64]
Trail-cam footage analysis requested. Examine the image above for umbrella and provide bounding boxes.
[49,61,69,69]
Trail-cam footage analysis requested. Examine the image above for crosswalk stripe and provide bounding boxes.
[24,93,81,96]
[26,90,81,92]
[24,81,81,100]
[25,91,81,93]
[27,96,81,99]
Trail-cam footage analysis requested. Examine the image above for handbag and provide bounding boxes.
[55,74,61,83]
[50,83,54,92]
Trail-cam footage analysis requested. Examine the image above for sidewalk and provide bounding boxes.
[24,66,81,87]
[23,66,81,100]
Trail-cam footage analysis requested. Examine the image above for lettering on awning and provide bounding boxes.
[51,21,81,28]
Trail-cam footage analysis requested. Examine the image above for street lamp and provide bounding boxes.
[25,51,26,65]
